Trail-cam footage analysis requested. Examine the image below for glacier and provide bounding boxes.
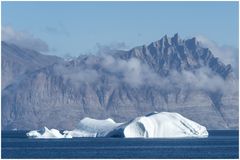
[26,112,208,138]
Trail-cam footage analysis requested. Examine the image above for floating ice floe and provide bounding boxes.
[26,127,71,138]
[27,112,208,138]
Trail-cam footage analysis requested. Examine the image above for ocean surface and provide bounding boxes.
[1,130,239,159]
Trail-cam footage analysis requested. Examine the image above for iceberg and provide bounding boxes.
[107,112,208,138]
[27,112,208,138]
[26,127,71,139]
[63,118,122,137]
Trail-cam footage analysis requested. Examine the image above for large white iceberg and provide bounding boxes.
[27,112,208,138]
[106,112,208,138]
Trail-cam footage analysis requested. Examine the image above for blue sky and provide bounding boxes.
[2,1,239,57]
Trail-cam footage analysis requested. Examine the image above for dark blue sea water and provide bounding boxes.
[1,130,239,159]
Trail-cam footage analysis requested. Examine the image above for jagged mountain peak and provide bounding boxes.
[171,33,180,44]
[153,34,200,51]
[148,33,197,49]
[44,34,233,80]
[117,34,232,79]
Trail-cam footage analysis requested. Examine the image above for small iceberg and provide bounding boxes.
[26,127,71,139]
[27,112,208,138]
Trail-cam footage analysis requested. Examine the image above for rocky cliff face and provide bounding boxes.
[2,34,238,130]
[1,41,63,89]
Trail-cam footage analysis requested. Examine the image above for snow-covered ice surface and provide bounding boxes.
[26,112,208,138]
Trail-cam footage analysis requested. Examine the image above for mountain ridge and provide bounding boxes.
[1,41,63,90]
[1,34,238,130]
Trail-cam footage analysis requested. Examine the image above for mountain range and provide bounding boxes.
[1,34,238,130]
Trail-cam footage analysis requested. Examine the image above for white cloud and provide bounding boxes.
[56,53,235,94]
[101,55,161,87]
[2,26,49,52]
[169,67,231,93]
[95,42,129,55]
[44,23,70,37]
[53,63,100,88]
[52,36,237,95]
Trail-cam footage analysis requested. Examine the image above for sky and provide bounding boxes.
[1,1,239,57]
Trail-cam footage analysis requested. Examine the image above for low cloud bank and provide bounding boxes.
[54,53,237,95]
[2,26,49,52]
